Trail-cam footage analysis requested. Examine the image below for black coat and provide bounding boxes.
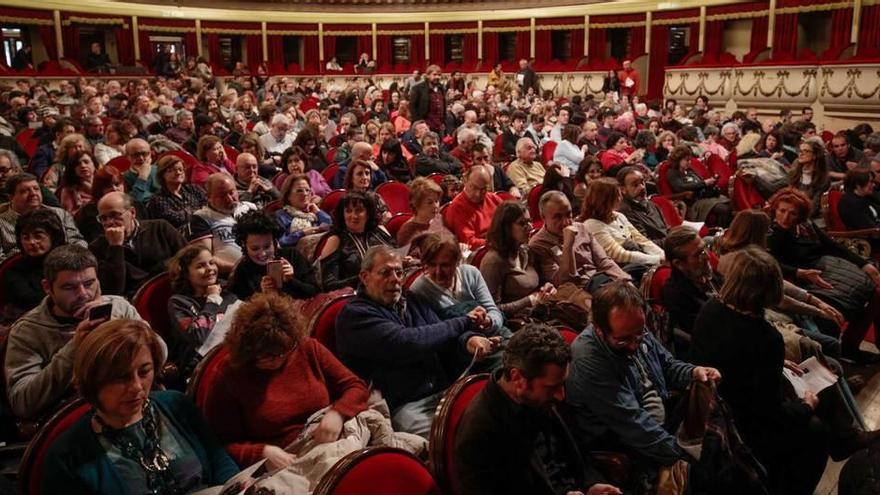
[229,247,319,301]
[517,68,539,94]
[409,81,445,127]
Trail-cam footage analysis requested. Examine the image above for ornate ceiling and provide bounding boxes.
[119,0,600,13]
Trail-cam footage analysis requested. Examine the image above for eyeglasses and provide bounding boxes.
[609,329,646,347]
[128,151,151,158]
[515,218,532,227]
[96,210,127,223]
[376,267,405,279]
[0,167,12,174]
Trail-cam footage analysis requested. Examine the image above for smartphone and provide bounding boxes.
[88,303,113,321]
[267,260,283,287]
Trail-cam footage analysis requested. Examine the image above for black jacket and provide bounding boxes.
[410,81,446,128]
[517,68,539,94]
[839,191,880,231]
[455,370,604,495]
[229,247,319,301]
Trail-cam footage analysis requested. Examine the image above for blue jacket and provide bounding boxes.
[41,390,239,494]
[274,208,332,247]
[565,325,695,466]
[336,289,476,410]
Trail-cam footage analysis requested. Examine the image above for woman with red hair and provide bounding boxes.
[766,187,880,364]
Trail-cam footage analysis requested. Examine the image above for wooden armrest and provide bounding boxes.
[662,191,694,201]
[827,228,880,238]
[589,451,630,486]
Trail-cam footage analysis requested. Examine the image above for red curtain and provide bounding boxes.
[62,25,80,61]
[377,34,393,70]
[246,34,262,68]
[588,27,607,64]
[429,33,444,66]
[571,28,585,61]
[410,34,424,69]
[535,30,552,62]
[323,35,336,65]
[267,35,283,71]
[746,16,769,62]
[184,32,198,59]
[647,24,668,99]
[859,4,880,57]
[703,20,724,61]
[206,33,221,65]
[463,32,477,69]
[114,27,134,65]
[357,35,372,61]
[138,30,153,66]
[39,26,57,60]
[515,31,530,61]
[629,26,646,59]
[303,36,319,72]
[772,13,798,61]
[482,31,498,66]
[829,8,853,52]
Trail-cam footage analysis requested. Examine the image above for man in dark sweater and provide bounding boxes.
[617,167,669,244]
[335,245,496,438]
[90,192,186,296]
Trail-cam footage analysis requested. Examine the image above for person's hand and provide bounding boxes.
[692,366,722,383]
[260,276,278,293]
[105,226,125,246]
[784,359,804,376]
[797,269,833,290]
[136,162,151,180]
[509,187,522,200]
[206,284,222,297]
[72,304,110,347]
[863,263,880,289]
[803,390,820,411]
[280,258,295,283]
[585,484,624,495]
[562,225,578,246]
[466,306,492,332]
[705,177,717,186]
[306,201,320,214]
[262,445,297,470]
[812,297,845,327]
[313,409,344,444]
[367,160,379,171]
[466,335,500,358]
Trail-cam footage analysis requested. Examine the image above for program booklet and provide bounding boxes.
[782,356,838,399]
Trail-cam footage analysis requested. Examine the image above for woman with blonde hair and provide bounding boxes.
[396,177,450,247]
[41,319,239,494]
[42,133,92,190]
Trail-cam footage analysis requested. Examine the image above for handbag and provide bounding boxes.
[809,255,875,316]
[539,282,592,329]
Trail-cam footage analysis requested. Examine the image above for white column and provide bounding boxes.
[133,16,140,61]
[372,23,377,61]
[261,22,268,62]
[195,20,202,57]
[53,10,63,58]
[530,18,536,59]
[698,6,707,52]
[425,22,430,61]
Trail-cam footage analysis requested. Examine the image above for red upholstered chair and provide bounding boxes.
[307,293,355,355]
[19,399,92,495]
[15,128,34,147]
[427,173,445,186]
[527,184,544,230]
[650,195,684,228]
[704,153,731,190]
[132,272,173,339]
[105,155,132,173]
[326,150,338,166]
[689,157,710,180]
[0,253,24,311]
[386,212,413,239]
[559,327,580,344]
[429,374,489,495]
[314,446,441,495]
[320,189,346,215]
[656,161,674,196]
[161,150,201,174]
[186,345,230,410]
[730,175,765,211]
[322,163,340,184]
[376,181,411,214]
[541,140,557,165]
[640,264,675,348]
[264,199,283,215]
[403,268,424,289]
[822,188,880,257]
[468,245,489,269]
[495,191,516,202]
[223,145,239,163]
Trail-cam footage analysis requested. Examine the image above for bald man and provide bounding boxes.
[446,165,503,249]
[234,152,280,207]
[332,140,387,189]
[190,173,258,273]
[89,191,186,296]
[123,138,160,202]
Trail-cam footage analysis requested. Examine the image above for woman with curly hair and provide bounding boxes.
[202,292,368,469]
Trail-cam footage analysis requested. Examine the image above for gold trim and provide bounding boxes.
[201,27,261,35]
[534,23,583,31]
[776,1,852,14]
[705,9,769,21]
[138,24,196,33]
[0,15,54,26]
[864,0,879,6]
[482,26,529,33]
[266,30,319,36]
[591,21,645,28]
[428,28,479,34]
[62,16,128,28]
[376,29,424,35]
[652,16,701,25]
[323,30,372,35]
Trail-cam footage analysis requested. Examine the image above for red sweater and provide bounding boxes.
[446,191,502,249]
[202,338,369,466]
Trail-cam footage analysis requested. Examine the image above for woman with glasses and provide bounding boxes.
[146,155,208,234]
[275,174,332,248]
[271,145,331,199]
[789,139,831,217]
[202,291,368,470]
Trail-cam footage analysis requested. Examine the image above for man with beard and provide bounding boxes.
[455,323,621,495]
[190,173,258,274]
[616,167,669,244]
[410,64,446,135]
[661,226,722,338]
[566,280,720,488]
[4,245,149,419]
[122,138,160,203]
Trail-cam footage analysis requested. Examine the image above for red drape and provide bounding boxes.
[746,16,769,62]
[303,36,319,72]
[859,4,880,58]
[39,26,58,61]
[648,24,668,99]
[429,34,445,66]
[377,34,393,70]
[535,30,552,64]
[246,34,262,68]
[410,34,425,69]
[703,20,724,62]
[268,35,284,71]
[629,26,646,59]
[482,31,498,66]
[516,31,530,61]
[829,8,853,52]
[184,32,197,59]
[357,35,372,61]
[138,30,153,67]
[772,13,798,61]
[323,35,336,64]
[571,28,585,61]
[206,33,221,65]
[62,25,79,61]
[114,27,134,65]
[588,27,607,65]
[463,32,477,69]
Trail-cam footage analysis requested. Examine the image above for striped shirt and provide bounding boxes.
[0,205,86,261]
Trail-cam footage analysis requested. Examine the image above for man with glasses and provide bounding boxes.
[0,173,84,261]
[336,245,495,438]
[83,115,105,148]
[89,191,185,296]
[446,165,503,249]
[566,280,720,488]
[122,138,160,203]
[507,137,546,194]
[473,143,520,199]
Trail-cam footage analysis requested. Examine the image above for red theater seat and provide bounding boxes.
[376,181,411,214]
[385,212,413,239]
[186,345,231,410]
[19,399,92,495]
[314,446,440,495]
[264,199,284,215]
[527,184,544,230]
[322,163,340,184]
[307,293,355,355]
[105,155,132,173]
[132,272,173,339]
[541,141,557,165]
[320,189,346,215]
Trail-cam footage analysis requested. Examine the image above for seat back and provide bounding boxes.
[0,254,24,311]
[731,175,764,211]
[429,374,489,495]
[322,163,340,184]
[314,446,441,495]
[541,140,557,165]
[559,327,580,344]
[386,212,413,239]
[105,155,132,173]
[495,191,515,202]
[223,145,240,163]
[468,245,489,269]
[131,272,173,339]
[376,181,411,215]
[649,195,683,227]
[824,189,848,231]
[19,399,92,495]
[161,150,201,174]
[689,157,710,180]
[656,161,673,195]
[403,268,424,289]
[308,293,355,355]
[185,345,230,410]
[527,184,544,223]
[704,153,731,190]
[426,173,445,186]
[15,128,35,147]
[320,189,346,214]
[264,199,284,215]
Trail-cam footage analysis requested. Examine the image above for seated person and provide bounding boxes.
[275,174,332,248]
[5,209,66,319]
[662,226,722,339]
[506,138,545,194]
[580,179,664,280]
[258,114,295,157]
[379,138,412,183]
[839,168,880,251]
[56,151,96,217]
[332,141,385,190]
[0,173,85,260]
[553,124,586,175]
[234,152,281,208]
[666,145,732,227]
[41,319,238,494]
[0,149,60,207]
[617,167,669,244]
[482,201,555,321]
[203,292,369,468]
[473,143,521,199]
[396,177,451,247]
[336,246,497,438]
[343,159,391,224]
[414,131,461,177]
[84,42,112,73]
[450,128,477,171]
[76,165,135,243]
[455,324,621,495]
[499,110,527,161]
[190,174,259,274]
[5,245,144,419]
[230,211,319,301]
[271,146,331,199]
[90,192,186,297]
[123,138,160,203]
[146,155,208,233]
[446,165,503,249]
[167,245,239,376]
[600,132,642,176]
[317,191,395,291]
[529,191,630,291]
[190,135,236,189]
[410,234,507,336]
[566,281,721,488]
